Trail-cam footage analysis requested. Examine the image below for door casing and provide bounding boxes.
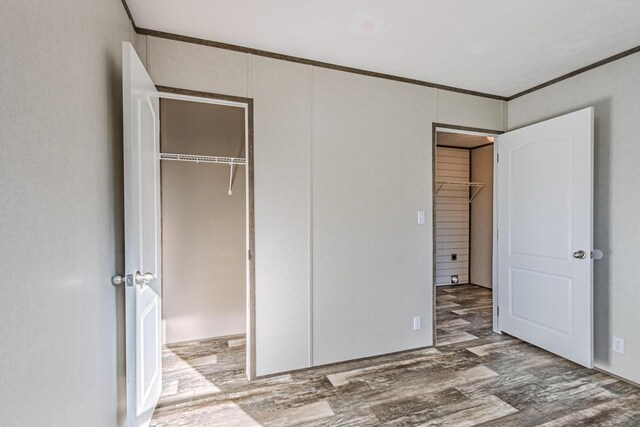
[431,123,503,345]
[156,86,256,380]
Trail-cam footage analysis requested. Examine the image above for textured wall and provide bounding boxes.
[0,0,132,425]
[311,67,434,364]
[508,52,640,385]
[133,34,507,375]
[250,56,313,373]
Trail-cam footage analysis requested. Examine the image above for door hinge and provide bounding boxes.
[497,153,500,162]
[247,250,251,261]
[497,306,500,316]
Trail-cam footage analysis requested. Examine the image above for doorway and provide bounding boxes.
[432,124,501,346]
[157,88,255,384]
[161,98,246,344]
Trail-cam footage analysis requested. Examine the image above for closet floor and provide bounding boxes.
[151,284,640,426]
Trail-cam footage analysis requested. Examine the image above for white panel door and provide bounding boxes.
[122,42,162,426]
[497,107,593,367]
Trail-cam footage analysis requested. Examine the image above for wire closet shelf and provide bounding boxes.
[159,152,246,196]
[159,152,246,165]
[435,181,485,203]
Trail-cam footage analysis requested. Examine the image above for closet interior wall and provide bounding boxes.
[469,145,494,288]
[435,147,470,285]
[160,98,247,344]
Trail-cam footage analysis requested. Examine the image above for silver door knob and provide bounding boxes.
[572,250,586,259]
[112,274,127,286]
[135,271,154,286]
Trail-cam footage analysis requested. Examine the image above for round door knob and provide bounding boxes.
[572,250,586,259]
[135,271,155,286]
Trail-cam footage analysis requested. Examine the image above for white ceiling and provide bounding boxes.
[127,0,640,97]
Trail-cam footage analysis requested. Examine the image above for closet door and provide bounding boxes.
[496,107,593,367]
[121,41,162,427]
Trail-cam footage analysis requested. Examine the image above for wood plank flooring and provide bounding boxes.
[151,284,640,426]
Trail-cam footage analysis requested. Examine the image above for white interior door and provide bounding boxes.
[496,107,593,367]
[122,42,162,426]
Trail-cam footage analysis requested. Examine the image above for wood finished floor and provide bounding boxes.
[151,284,640,426]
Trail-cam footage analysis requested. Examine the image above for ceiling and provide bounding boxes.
[127,0,640,97]
[437,132,493,149]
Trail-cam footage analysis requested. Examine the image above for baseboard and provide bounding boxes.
[436,282,470,287]
[594,367,640,389]
[253,344,435,381]
[468,282,492,289]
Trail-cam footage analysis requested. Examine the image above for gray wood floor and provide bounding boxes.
[151,284,640,426]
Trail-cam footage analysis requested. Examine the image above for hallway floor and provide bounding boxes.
[151,284,640,426]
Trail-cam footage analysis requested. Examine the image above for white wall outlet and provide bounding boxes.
[613,337,624,354]
[417,210,426,225]
[413,316,422,330]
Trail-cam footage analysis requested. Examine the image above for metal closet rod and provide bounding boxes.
[159,152,246,196]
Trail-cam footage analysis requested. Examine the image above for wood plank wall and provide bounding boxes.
[435,147,470,285]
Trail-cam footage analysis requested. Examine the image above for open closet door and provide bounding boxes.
[496,107,593,367]
[122,42,162,426]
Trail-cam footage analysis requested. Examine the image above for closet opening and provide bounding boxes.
[157,89,255,397]
[433,125,501,347]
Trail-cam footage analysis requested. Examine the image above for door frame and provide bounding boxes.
[431,123,503,345]
[155,85,257,380]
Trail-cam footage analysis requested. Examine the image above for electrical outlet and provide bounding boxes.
[413,316,422,330]
[613,337,624,354]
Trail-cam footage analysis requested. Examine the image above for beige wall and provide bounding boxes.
[311,67,434,364]
[250,56,313,372]
[0,0,132,425]
[508,52,640,384]
[139,34,506,375]
[160,99,246,344]
[470,145,494,288]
